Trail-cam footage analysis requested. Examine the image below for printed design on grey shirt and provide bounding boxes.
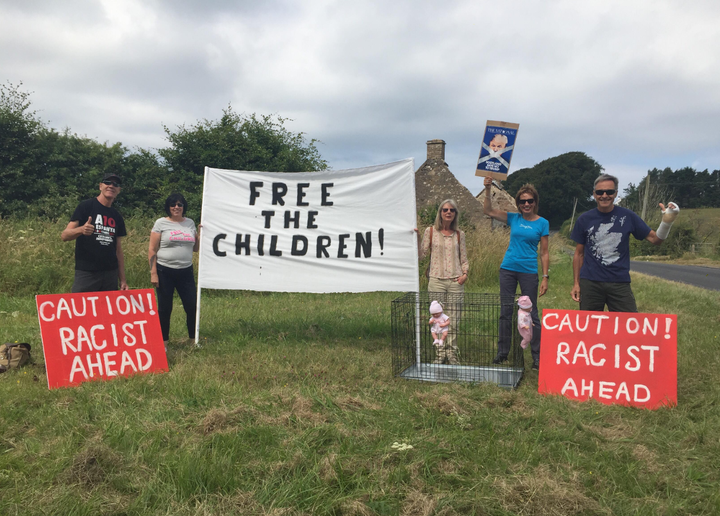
[587,222,622,266]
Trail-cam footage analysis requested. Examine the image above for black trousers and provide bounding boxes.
[156,264,197,341]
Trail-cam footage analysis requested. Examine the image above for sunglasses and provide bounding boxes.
[102,180,121,187]
[441,208,456,213]
[594,189,616,196]
[517,199,535,205]
[170,202,184,208]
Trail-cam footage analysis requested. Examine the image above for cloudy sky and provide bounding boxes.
[2,0,719,195]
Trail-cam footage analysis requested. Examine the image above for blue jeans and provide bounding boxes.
[498,268,540,362]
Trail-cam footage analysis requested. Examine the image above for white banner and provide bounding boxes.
[198,159,419,293]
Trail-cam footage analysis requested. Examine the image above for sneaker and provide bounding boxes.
[492,354,508,365]
[532,360,540,371]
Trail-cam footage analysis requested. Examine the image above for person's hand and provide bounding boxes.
[483,176,492,188]
[659,202,679,223]
[571,284,581,302]
[457,273,468,285]
[151,272,159,288]
[539,277,548,296]
[120,280,129,291]
[81,216,94,236]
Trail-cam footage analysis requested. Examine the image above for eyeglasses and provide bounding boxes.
[517,199,535,205]
[102,180,121,187]
[170,202,184,208]
[441,208,456,213]
[594,189,616,196]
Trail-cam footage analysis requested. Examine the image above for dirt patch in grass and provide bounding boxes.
[339,499,376,516]
[632,444,661,473]
[336,395,381,411]
[494,464,609,516]
[318,452,338,481]
[268,394,327,427]
[588,415,636,442]
[413,392,468,415]
[64,441,123,488]
[400,489,437,516]
[200,404,256,434]
[483,390,532,415]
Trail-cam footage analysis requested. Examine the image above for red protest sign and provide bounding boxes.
[36,289,167,389]
[538,310,677,409]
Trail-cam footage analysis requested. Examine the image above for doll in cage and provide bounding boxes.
[517,295,533,349]
[429,300,450,347]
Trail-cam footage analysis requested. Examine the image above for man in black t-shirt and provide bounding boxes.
[61,172,128,292]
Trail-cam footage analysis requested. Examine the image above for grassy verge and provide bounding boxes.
[1,223,720,515]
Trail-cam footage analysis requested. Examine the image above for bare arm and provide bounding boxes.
[539,235,549,296]
[61,217,94,242]
[457,231,469,285]
[439,318,450,328]
[116,237,128,290]
[645,230,663,246]
[419,227,431,260]
[148,231,161,287]
[193,224,201,252]
[483,176,508,223]
[571,244,584,302]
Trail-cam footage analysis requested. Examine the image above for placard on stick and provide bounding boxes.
[538,310,677,409]
[475,120,520,181]
[36,289,167,389]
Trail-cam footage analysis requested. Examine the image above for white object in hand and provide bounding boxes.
[656,202,679,240]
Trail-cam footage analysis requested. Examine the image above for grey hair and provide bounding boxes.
[594,173,618,189]
[433,199,460,231]
[490,134,508,145]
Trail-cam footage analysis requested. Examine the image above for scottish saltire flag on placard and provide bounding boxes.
[475,120,520,180]
[198,159,419,293]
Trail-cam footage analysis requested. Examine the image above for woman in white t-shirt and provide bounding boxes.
[148,194,200,345]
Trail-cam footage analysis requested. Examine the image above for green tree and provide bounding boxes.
[0,82,45,216]
[503,152,603,227]
[159,108,328,209]
[623,167,720,212]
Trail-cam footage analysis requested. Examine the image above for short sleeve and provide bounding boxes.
[70,201,88,223]
[630,212,651,241]
[570,217,585,244]
[151,218,164,233]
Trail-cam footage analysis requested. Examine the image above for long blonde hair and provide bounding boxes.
[433,199,460,231]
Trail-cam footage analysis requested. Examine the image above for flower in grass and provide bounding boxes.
[391,442,414,451]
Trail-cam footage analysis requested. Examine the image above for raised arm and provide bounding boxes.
[61,216,94,242]
[483,176,508,223]
[646,202,680,246]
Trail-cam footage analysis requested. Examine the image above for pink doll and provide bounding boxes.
[429,300,450,348]
[517,296,533,349]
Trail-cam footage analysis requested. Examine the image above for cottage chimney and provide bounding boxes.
[426,139,446,161]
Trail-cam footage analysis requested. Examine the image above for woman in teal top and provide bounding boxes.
[483,177,549,370]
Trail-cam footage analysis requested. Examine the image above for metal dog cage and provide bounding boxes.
[391,292,524,388]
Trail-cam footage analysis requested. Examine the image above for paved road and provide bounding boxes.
[630,261,720,291]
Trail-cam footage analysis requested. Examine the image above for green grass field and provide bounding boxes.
[1,219,719,515]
